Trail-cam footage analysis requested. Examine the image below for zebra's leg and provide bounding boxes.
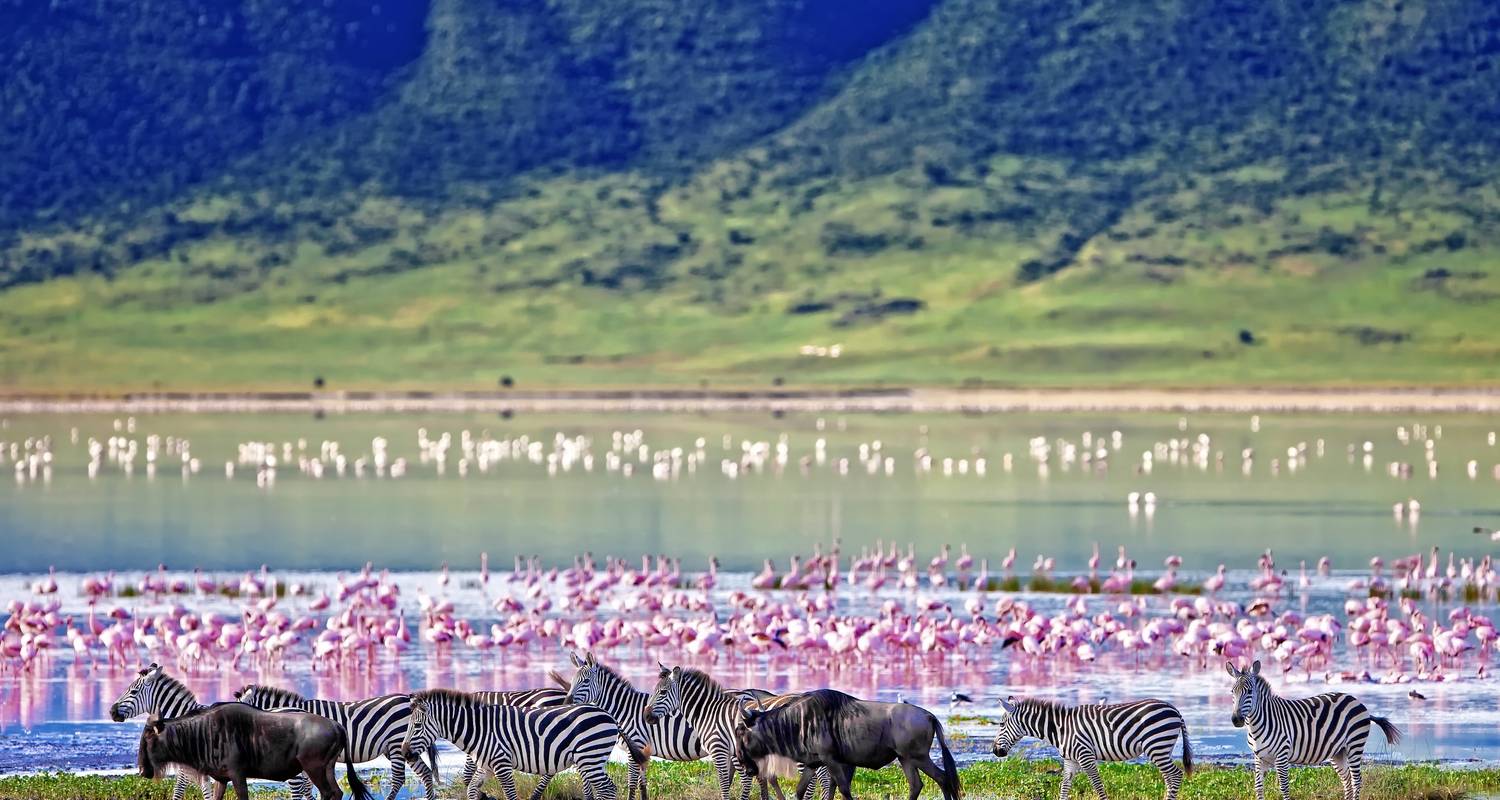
[383,745,408,800]
[711,742,737,800]
[403,748,437,798]
[586,764,619,800]
[288,773,313,800]
[1347,751,1365,800]
[791,767,817,800]
[1151,748,1183,800]
[526,775,553,800]
[1080,755,1108,800]
[818,768,833,800]
[1058,759,1078,800]
[1331,755,1352,800]
[1252,757,1268,800]
[492,762,521,800]
[462,755,481,796]
[1274,754,1292,800]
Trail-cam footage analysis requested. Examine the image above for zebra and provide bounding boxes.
[1227,660,1401,800]
[234,684,439,800]
[558,651,701,800]
[645,667,830,800]
[402,688,632,800]
[108,663,218,800]
[454,688,573,799]
[991,695,1192,800]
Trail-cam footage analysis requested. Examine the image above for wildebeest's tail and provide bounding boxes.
[1372,715,1403,745]
[337,723,374,800]
[548,668,572,690]
[1180,720,1194,777]
[934,717,961,800]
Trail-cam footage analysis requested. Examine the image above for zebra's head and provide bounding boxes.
[565,650,605,706]
[991,695,1025,757]
[644,663,683,724]
[111,663,164,722]
[403,694,437,762]
[1226,659,1264,728]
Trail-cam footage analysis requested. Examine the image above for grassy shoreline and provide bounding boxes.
[1,386,1498,416]
[3,761,1495,800]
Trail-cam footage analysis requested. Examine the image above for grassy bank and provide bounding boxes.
[3,761,1495,800]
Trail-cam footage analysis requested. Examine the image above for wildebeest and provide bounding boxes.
[138,702,373,800]
[734,690,960,800]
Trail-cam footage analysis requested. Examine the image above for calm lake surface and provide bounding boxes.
[1,411,1497,573]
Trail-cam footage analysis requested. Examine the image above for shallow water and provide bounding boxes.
[2,410,1499,776]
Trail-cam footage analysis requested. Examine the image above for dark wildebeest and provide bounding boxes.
[734,690,960,800]
[138,702,373,800]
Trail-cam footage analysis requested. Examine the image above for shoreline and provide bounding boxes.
[1,386,1499,414]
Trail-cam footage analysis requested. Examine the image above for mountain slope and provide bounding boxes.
[1,0,1498,390]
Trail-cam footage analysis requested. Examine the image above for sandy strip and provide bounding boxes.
[1,387,1498,414]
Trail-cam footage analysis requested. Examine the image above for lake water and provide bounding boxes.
[2,410,1499,780]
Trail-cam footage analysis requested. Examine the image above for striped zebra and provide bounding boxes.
[402,688,630,800]
[647,667,830,800]
[991,695,1192,800]
[234,684,439,800]
[558,651,701,800]
[1227,660,1401,800]
[455,688,573,798]
[108,663,217,800]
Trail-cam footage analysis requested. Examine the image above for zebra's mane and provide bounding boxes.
[677,667,729,695]
[1016,698,1066,711]
[588,659,643,693]
[149,670,201,705]
[412,688,491,710]
[245,684,306,705]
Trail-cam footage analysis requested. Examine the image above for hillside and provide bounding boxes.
[2,0,1499,391]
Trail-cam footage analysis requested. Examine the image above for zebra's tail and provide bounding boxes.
[623,734,651,765]
[427,739,441,788]
[933,718,961,800]
[548,668,572,690]
[1180,721,1194,777]
[1372,715,1403,745]
[338,723,375,800]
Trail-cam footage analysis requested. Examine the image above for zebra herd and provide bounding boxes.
[114,658,1401,800]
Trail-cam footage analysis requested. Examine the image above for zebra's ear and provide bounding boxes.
[742,708,764,727]
[671,666,682,679]
[999,696,1016,714]
[1250,660,1262,676]
[570,651,586,668]
[585,651,597,665]
[1225,661,1239,677]
[658,661,670,677]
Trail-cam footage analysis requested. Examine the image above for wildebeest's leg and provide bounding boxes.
[305,762,339,800]
[231,776,250,800]
[830,765,855,800]
[912,756,950,800]
[901,759,926,800]
[792,768,816,800]
[210,781,227,800]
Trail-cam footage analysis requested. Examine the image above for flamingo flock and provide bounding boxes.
[4,542,1500,688]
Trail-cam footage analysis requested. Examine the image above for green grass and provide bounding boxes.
[5,762,1496,800]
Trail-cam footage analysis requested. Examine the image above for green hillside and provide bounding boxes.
[2,0,1498,391]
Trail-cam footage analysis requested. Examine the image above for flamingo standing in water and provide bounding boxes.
[752,559,778,590]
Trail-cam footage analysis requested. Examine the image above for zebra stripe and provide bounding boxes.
[457,688,573,798]
[109,664,215,800]
[562,652,703,800]
[647,669,829,800]
[992,695,1191,800]
[234,684,436,800]
[1228,660,1401,800]
[405,688,622,800]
